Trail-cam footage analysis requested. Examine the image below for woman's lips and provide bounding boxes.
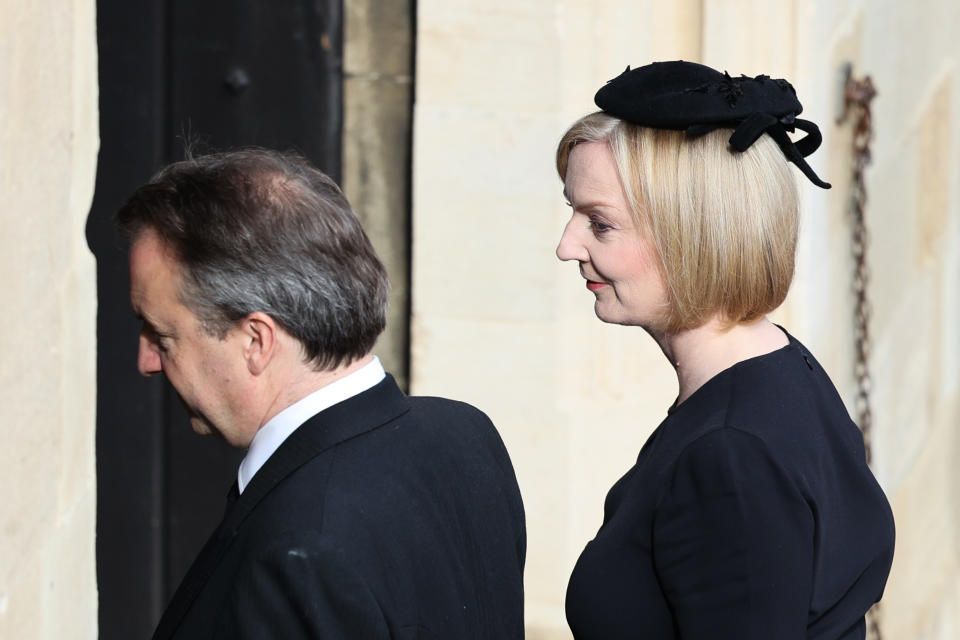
[586,280,609,292]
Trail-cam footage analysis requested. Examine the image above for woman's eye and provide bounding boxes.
[589,219,612,234]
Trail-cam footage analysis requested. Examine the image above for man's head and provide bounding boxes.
[120,149,388,444]
[119,148,389,368]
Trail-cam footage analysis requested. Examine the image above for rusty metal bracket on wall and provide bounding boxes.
[836,61,882,640]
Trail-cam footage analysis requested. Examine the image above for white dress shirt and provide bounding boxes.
[237,356,386,493]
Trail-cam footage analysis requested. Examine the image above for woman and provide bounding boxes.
[556,61,894,639]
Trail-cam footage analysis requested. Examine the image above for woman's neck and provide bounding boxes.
[654,316,789,406]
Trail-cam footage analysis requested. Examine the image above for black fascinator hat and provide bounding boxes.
[595,61,831,189]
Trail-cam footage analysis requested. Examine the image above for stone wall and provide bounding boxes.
[412,1,960,637]
[0,0,99,636]
[343,0,414,389]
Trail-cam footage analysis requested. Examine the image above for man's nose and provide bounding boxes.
[556,217,587,262]
[137,335,162,376]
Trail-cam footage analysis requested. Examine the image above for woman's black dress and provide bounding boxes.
[566,330,895,640]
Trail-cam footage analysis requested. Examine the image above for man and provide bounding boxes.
[119,149,526,639]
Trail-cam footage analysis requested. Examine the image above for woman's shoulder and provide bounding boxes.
[658,334,870,495]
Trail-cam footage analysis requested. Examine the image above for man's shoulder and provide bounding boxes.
[405,394,494,424]
[331,393,517,507]
[397,394,512,458]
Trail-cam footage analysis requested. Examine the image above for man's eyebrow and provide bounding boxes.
[133,311,159,332]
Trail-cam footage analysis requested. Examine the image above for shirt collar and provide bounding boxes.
[237,356,386,493]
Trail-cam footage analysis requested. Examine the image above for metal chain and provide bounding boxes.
[840,67,882,640]
[844,71,877,462]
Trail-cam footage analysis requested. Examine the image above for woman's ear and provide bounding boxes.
[240,312,278,375]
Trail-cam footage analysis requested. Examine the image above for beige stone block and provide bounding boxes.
[866,155,916,324]
[0,0,98,636]
[865,68,960,489]
[870,271,940,487]
[343,0,415,386]
[883,394,960,639]
[859,6,960,169]
[915,76,953,266]
[526,601,573,640]
[343,76,413,245]
[702,0,796,76]
[561,0,702,70]
[851,53,960,640]
[345,0,412,76]
[939,217,960,397]
[413,106,560,201]
[0,561,44,637]
[412,107,561,322]
[57,264,97,514]
[417,2,562,112]
[409,315,559,435]
[343,74,413,386]
[42,488,98,639]
[551,0,703,124]
[417,0,702,116]
[410,205,559,322]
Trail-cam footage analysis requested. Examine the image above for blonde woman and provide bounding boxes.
[557,61,894,640]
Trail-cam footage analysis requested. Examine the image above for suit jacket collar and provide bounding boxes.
[225,373,409,530]
[152,374,410,640]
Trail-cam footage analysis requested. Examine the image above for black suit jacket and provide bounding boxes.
[152,375,526,639]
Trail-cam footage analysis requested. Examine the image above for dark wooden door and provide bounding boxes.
[86,2,343,637]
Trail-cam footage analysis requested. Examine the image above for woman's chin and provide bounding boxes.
[594,302,666,333]
[594,306,637,327]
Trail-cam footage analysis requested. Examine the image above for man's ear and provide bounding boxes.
[240,312,278,375]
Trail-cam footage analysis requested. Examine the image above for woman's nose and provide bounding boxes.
[556,217,587,262]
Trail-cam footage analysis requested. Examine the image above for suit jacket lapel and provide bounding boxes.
[152,375,410,640]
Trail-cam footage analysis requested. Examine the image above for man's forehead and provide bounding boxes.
[130,230,182,278]
[128,230,182,316]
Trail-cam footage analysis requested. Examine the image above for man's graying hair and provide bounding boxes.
[117,148,389,371]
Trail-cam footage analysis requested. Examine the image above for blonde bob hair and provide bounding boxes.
[557,112,800,333]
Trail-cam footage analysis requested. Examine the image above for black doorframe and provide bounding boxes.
[86,2,343,637]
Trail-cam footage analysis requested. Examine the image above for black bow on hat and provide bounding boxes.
[595,61,831,189]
